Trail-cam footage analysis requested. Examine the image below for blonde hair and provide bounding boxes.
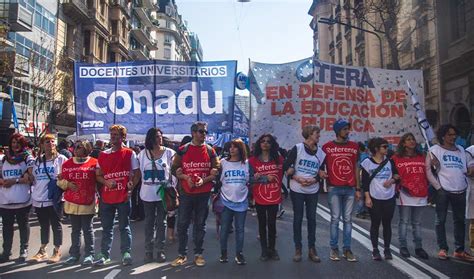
[109,124,127,139]
[301,125,320,139]
[38,134,58,163]
[74,140,92,157]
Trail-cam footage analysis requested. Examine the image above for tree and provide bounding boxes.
[344,0,433,70]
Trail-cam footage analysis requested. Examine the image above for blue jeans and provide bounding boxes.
[328,186,355,250]
[99,201,132,257]
[291,190,319,249]
[220,206,247,254]
[143,201,166,254]
[177,192,210,256]
[398,206,423,249]
[69,214,94,258]
[435,189,466,252]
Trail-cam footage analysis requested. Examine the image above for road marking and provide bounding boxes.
[48,264,81,273]
[317,204,449,279]
[91,264,120,273]
[104,268,121,279]
[130,262,169,275]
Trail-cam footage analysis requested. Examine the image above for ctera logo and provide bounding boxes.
[78,120,105,129]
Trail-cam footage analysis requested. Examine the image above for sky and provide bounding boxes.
[178,0,315,76]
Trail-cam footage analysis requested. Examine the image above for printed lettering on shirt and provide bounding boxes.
[442,153,464,169]
[3,169,23,177]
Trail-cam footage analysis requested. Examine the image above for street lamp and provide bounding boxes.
[318,17,384,68]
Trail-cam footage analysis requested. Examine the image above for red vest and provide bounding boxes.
[62,157,97,205]
[322,141,359,187]
[179,144,215,194]
[249,156,283,205]
[98,148,133,204]
[391,154,428,197]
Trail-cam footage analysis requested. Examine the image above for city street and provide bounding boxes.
[0,193,472,279]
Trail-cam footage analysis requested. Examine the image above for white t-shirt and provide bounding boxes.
[138,148,176,202]
[361,157,395,200]
[429,144,468,192]
[31,154,68,208]
[220,159,250,203]
[289,143,326,194]
[0,155,34,209]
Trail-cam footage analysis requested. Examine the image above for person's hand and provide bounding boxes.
[383,178,394,188]
[105,179,116,189]
[176,168,183,176]
[57,173,63,180]
[186,175,195,188]
[254,173,262,180]
[355,190,361,201]
[431,156,440,170]
[127,181,134,190]
[318,170,328,179]
[286,168,295,176]
[365,196,373,208]
[68,182,78,191]
[0,178,4,187]
[267,174,278,183]
[210,168,219,176]
[195,176,204,187]
[2,179,15,188]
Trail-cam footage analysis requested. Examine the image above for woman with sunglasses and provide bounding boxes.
[0,133,34,263]
[284,125,327,263]
[58,140,98,265]
[137,127,176,263]
[361,137,399,261]
[218,138,251,265]
[28,134,68,263]
[391,133,429,259]
[248,134,284,261]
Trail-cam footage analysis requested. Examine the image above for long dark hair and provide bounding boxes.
[367,137,388,155]
[253,134,280,163]
[145,127,163,151]
[396,133,422,157]
[436,124,458,145]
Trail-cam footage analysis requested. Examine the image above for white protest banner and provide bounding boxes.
[249,57,425,149]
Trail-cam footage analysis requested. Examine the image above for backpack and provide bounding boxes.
[179,142,215,158]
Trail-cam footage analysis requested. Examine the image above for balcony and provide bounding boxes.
[134,6,153,27]
[344,24,351,35]
[356,32,365,48]
[62,0,89,22]
[130,25,154,46]
[336,32,342,45]
[133,0,158,10]
[335,4,341,19]
[61,46,84,62]
[329,40,334,50]
[88,9,109,33]
[129,44,150,60]
[109,0,131,19]
[345,53,353,65]
[415,42,430,61]
[7,3,33,32]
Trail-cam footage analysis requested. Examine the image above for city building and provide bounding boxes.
[235,92,250,120]
[188,31,203,62]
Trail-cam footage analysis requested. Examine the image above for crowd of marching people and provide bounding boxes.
[0,120,473,269]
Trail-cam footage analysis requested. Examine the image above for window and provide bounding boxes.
[450,0,466,41]
[164,48,171,59]
[164,34,172,44]
[98,37,104,60]
[166,20,171,29]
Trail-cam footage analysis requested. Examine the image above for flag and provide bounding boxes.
[406,80,435,144]
[8,86,19,129]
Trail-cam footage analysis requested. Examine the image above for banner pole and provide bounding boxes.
[113,62,118,124]
[153,60,157,128]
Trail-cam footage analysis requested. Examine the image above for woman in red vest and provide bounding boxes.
[391,133,429,259]
[248,134,284,262]
[58,140,98,265]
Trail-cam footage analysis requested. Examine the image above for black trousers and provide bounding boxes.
[0,205,31,254]
[35,206,63,247]
[369,196,396,250]
[256,204,279,252]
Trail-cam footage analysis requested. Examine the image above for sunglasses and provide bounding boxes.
[380,145,389,149]
[261,140,272,144]
[197,129,208,134]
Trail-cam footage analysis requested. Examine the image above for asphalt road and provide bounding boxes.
[0,193,473,279]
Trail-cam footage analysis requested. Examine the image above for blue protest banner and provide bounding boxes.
[75,60,237,136]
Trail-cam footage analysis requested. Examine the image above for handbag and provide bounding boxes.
[44,156,63,217]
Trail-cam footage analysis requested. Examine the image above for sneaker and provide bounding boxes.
[82,255,94,266]
[330,248,340,261]
[384,250,393,260]
[64,256,79,265]
[171,255,187,267]
[18,248,28,263]
[30,248,48,262]
[94,253,111,266]
[415,248,428,259]
[219,250,228,263]
[122,252,132,266]
[438,249,448,260]
[453,251,474,262]
[308,248,321,263]
[342,249,357,262]
[259,250,269,262]
[0,252,11,263]
[48,248,61,264]
[235,253,246,265]
[156,251,166,263]
[144,252,154,264]
[400,247,411,258]
[269,249,280,261]
[293,248,302,262]
[194,254,206,267]
[372,249,382,261]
